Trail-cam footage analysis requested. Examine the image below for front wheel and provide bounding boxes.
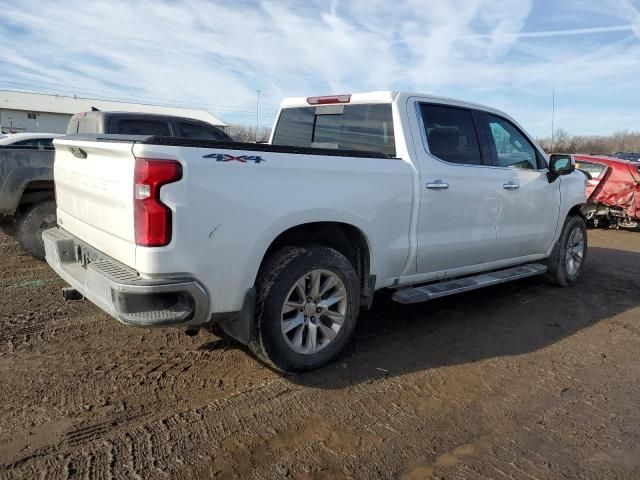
[544,215,587,286]
[250,246,360,372]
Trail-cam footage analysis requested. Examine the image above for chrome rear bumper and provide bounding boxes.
[43,228,209,327]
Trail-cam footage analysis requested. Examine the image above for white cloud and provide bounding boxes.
[0,0,638,135]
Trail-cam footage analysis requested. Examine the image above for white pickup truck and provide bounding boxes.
[44,91,587,372]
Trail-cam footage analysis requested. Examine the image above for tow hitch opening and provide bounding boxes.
[62,287,84,301]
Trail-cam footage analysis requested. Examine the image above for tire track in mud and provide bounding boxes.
[3,324,637,480]
[0,342,254,440]
[0,317,79,345]
[13,348,623,480]
[3,362,494,479]
[2,378,292,478]
[2,231,640,479]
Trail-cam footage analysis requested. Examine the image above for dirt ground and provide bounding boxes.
[0,229,639,479]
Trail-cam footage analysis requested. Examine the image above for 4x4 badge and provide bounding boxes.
[203,153,265,163]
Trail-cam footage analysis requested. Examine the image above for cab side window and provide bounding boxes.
[485,115,538,170]
[7,139,53,150]
[36,138,54,150]
[117,120,171,136]
[179,122,230,141]
[420,104,483,165]
[11,139,40,149]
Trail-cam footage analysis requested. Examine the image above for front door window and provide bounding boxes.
[486,115,537,170]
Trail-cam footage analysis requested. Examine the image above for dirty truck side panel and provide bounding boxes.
[130,143,414,314]
[0,149,54,215]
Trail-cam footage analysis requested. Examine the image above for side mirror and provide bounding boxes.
[547,154,575,182]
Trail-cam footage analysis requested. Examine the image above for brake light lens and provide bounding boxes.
[306,94,351,105]
[134,158,182,247]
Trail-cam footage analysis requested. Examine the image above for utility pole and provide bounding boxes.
[255,89,261,143]
[551,90,555,152]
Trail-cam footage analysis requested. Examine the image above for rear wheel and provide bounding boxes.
[250,246,360,372]
[16,199,56,260]
[544,215,587,286]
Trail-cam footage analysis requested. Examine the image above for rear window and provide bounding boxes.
[272,104,395,156]
[613,152,640,162]
[116,120,170,136]
[575,160,607,179]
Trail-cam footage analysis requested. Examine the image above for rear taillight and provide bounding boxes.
[134,158,182,247]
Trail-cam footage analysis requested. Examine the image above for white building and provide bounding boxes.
[0,90,226,134]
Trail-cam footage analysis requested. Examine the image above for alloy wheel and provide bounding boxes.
[280,269,347,355]
[565,227,585,276]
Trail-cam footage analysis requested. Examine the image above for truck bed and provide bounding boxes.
[52,134,412,316]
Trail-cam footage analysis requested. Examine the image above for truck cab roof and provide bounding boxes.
[279,91,522,131]
[281,90,507,114]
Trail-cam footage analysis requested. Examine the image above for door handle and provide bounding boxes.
[502,181,519,190]
[426,180,449,190]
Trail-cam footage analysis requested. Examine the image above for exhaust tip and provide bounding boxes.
[62,287,84,301]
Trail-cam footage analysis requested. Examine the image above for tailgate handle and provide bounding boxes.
[69,146,87,159]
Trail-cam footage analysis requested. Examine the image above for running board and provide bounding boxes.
[391,264,547,304]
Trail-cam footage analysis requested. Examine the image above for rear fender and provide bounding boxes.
[242,209,372,292]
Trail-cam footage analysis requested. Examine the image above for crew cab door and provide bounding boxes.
[411,102,501,275]
[479,113,560,258]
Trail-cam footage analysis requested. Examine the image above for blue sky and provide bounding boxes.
[0,0,639,137]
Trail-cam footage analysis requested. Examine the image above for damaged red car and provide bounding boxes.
[551,154,640,229]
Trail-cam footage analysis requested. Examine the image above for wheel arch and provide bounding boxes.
[545,202,587,260]
[18,180,55,208]
[256,221,374,307]
[567,203,586,219]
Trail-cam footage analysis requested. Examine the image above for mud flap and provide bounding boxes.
[214,287,256,345]
[542,234,561,277]
[360,274,376,309]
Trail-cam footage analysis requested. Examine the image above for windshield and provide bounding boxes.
[272,103,396,157]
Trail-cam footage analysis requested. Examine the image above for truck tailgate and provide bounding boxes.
[54,139,136,266]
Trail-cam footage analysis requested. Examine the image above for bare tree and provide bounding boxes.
[226,124,272,143]
[537,129,640,155]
